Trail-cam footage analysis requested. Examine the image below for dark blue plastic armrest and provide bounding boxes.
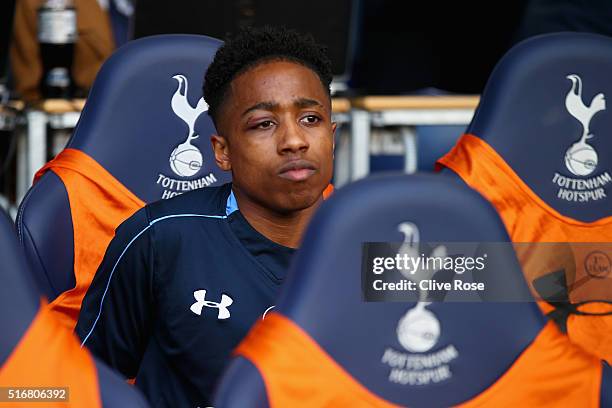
[17,171,75,300]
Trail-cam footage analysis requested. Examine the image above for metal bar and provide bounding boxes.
[372,109,475,126]
[25,110,47,194]
[350,109,370,180]
[16,128,28,203]
[401,127,418,173]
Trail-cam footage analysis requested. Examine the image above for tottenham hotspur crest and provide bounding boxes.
[396,222,446,353]
[564,74,606,177]
[169,75,209,177]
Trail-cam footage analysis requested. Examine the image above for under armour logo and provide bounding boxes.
[190,290,233,320]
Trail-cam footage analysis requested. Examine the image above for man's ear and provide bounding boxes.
[211,134,231,171]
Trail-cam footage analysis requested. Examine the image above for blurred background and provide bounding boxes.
[2,0,612,216]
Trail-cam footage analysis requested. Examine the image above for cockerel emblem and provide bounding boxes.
[564,74,605,177]
[169,74,209,177]
[396,222,446,353]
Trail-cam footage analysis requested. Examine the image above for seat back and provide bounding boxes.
[466,32,612,222]
[216,173,555,407]
[417,124,465,171]
[65,34,230,201]
[17,34,230,299]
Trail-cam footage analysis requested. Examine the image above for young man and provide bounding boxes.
[76,26,335,407]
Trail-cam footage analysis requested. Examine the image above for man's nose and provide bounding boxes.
[278,121,309,154]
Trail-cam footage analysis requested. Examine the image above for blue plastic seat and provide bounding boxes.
[462,32,612,222]
[0,209,150,407]
[16,35,230,300]
[214,173,610,407]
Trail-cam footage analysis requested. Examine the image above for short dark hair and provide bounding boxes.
[203,26,333,127]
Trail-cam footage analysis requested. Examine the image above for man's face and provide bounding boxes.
[212,60,335,213]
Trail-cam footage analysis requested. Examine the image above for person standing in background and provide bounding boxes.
[10,0,133,101]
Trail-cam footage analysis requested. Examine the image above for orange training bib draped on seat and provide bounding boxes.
[236,312,602,407]
[34,149,145,331]
[437,134,612,363]
[0,301,101,408]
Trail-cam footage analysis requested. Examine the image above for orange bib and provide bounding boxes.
[437,134,612,363]
[0,302,101,408]
[236,312,602,407]
[34,149,145,330]
[323,184,334,199]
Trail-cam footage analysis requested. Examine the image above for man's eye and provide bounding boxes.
[301,115,321,125]
[256,121,274,129]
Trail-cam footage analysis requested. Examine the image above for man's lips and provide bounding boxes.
[277,160,317,181]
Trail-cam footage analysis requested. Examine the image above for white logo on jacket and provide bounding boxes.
[190,289,233,320]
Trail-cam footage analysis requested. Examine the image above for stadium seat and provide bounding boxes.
[214,174,609,407]
[436,32,612,362]
[0,209,149,407]
[439,32,610,221]
[16,35,231,329]
[416,125,465,171]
